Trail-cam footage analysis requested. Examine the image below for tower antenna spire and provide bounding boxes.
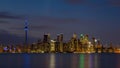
[24,17,28,45]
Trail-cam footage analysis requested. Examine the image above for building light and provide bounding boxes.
[88,42,91,45]
[80,34,83,37]
[95,39,97,42]
[51,40,56,42]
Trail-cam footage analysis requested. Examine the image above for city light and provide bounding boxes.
[0,33,119,53]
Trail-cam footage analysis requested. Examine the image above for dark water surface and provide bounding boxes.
[0,53,120,68]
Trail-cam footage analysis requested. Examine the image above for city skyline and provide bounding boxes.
[0,0,120,45]
[0,33,118,53]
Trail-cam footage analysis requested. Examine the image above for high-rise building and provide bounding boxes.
[57,33,63,42]
[43,33,50,43]
[56,33,63,52]
[43,33,50,52]
[57,34,60,42]
[50,40,56,52]
[73,33,77,39]
[92,37,97,49]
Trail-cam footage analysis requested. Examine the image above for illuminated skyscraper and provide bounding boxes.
[56,33,63,52]
[92,37,97,49]
[43,33,50,52]
[24,17,28,45]
[73,33,77,39]
[43,33,50,43]
[50,40,56,52]
[57,33,63,42]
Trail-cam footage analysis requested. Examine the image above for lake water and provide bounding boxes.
[0,53,120,68]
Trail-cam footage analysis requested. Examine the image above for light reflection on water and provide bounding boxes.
[79,54,84,68]
[117,54,120,68]
[94,54,99,68]
[49,54,55,68]
[88,54,92,68]
[0,53,120,68]
[24,54,30,68]
[71,54,78,68]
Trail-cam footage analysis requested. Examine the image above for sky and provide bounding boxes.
[0,0,120,45]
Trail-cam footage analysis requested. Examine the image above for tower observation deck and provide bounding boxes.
[24,17,28,45]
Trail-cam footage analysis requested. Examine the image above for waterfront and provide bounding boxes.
[0,33,120,54]
[0,53,120,68]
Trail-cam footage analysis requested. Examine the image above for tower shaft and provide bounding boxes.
[24,18,28,45]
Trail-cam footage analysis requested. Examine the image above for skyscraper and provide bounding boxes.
[73,33,77,39]
[43,33,50,43]
[57,33,63,42]
[56,33,63,52]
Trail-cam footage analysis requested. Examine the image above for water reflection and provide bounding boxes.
[49,54,55,68]
[79,54,84,68]
[24,54,30,68]
[116,54,120,68]
[0,54,119,68]
[88,54,93,68]
[94,54,99,68]
[78,54,100,68]
[71,54,79,68]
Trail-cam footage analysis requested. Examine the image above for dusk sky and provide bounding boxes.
[0,0,120,45]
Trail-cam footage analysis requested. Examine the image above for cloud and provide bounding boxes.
[0,20,9,24]
[30,25,57,30]
[33,16,80,24]
[109,0,120,6]
[0,11,24,19]
[64,0,120,7]
[0,29,36,45]
[10,25,58,31]
[64,0,83,4]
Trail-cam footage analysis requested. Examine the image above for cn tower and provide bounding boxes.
[24,17,28,45]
